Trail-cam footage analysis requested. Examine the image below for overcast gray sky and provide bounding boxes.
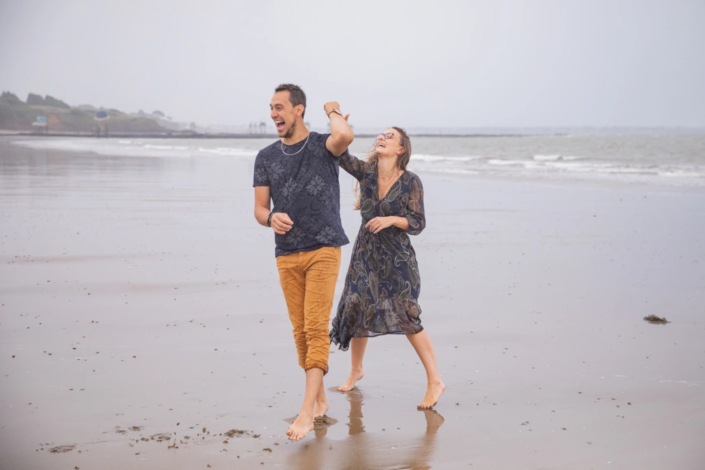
[1,0,704,129]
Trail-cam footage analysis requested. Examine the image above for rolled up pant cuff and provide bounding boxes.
[305,363,329,375]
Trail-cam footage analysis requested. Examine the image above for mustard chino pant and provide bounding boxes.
[276,246,341,374]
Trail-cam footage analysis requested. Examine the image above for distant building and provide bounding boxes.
[94,110,109,137]
[32,116,47,134]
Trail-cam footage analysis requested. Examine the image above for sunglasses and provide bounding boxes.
[376,132,396,141]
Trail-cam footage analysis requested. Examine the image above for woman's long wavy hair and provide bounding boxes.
[353,126,412,210]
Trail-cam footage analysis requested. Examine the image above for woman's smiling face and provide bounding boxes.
[375,128,404,159]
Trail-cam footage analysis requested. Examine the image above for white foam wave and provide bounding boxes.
[144,144,189,151]
[545,161,657,175]
[487,159,525,166]
[197,147,258,157]
[533,154,582,161]
[533,154,561,161]
[659,170,705,178]
[413,154,482,163]
[11,139,259,159]
[407,164,479,176]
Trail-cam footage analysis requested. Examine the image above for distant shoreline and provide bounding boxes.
[3,128,703,139]
[0,131,551,139]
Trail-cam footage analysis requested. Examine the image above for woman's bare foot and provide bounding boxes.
[286,413,315,441]
[337,369,364,392]
[417,380,445,409]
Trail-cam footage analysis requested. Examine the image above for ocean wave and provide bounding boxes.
[659,170,705,178]
[543,161,660,175]
[487,159,525,166]
[11,136,705,187]
[533,154,581,161]
[144,144,189,151]
[482,159,544,170]
[197,147,258,157]
[413,154,482,163]
[11,139,259,159]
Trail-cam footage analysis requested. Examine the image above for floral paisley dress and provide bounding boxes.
[330,153,426,351]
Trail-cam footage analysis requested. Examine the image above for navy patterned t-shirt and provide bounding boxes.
[253,132,350,257]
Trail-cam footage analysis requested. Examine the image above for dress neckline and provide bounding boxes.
[375,168,405,200]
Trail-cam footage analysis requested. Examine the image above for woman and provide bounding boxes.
[330,127,445,409]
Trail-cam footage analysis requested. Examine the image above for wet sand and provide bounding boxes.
[1,137,704,469]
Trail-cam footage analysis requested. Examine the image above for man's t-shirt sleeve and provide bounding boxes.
[253,151,269,187]
[320,133,349,159]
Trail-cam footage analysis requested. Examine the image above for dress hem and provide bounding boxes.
[330,325,424,352]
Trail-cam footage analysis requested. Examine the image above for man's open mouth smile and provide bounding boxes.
[275,120,286,132]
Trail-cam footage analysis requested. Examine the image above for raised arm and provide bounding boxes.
[324,101,354,157]
[338,152,367,181]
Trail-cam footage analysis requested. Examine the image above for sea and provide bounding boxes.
[7,129,705,188]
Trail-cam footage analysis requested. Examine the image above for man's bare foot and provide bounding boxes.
[286,413,314,441]
[417,380,445,409]
[313,400,328,420]
[337,369,364,392]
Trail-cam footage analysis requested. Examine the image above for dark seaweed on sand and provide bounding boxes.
[643,315,669,325]
[48,445,75,453]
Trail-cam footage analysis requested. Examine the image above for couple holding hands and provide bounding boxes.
[253,84,444,441]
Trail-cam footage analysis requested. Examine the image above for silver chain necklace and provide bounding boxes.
[280,132,310,156]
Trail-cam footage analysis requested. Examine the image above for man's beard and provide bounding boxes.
[283,120,296,139]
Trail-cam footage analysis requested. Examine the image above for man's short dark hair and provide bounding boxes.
[275,84,306,118]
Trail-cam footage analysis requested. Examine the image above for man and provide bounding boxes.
[253,84,354,441]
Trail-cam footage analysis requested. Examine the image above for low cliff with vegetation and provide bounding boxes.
[0,92,169,134]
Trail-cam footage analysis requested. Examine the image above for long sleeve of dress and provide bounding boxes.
[338,152,367,181]
[405,175,425,235]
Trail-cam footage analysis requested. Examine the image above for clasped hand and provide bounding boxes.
[366,216,395,234]
[270,212,294,235]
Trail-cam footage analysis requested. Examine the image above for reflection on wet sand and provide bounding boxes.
[287,388,444,470]
[346,389,366,435]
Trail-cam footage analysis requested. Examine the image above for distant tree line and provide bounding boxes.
[26,93,71,109]
[0,91,169,133]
